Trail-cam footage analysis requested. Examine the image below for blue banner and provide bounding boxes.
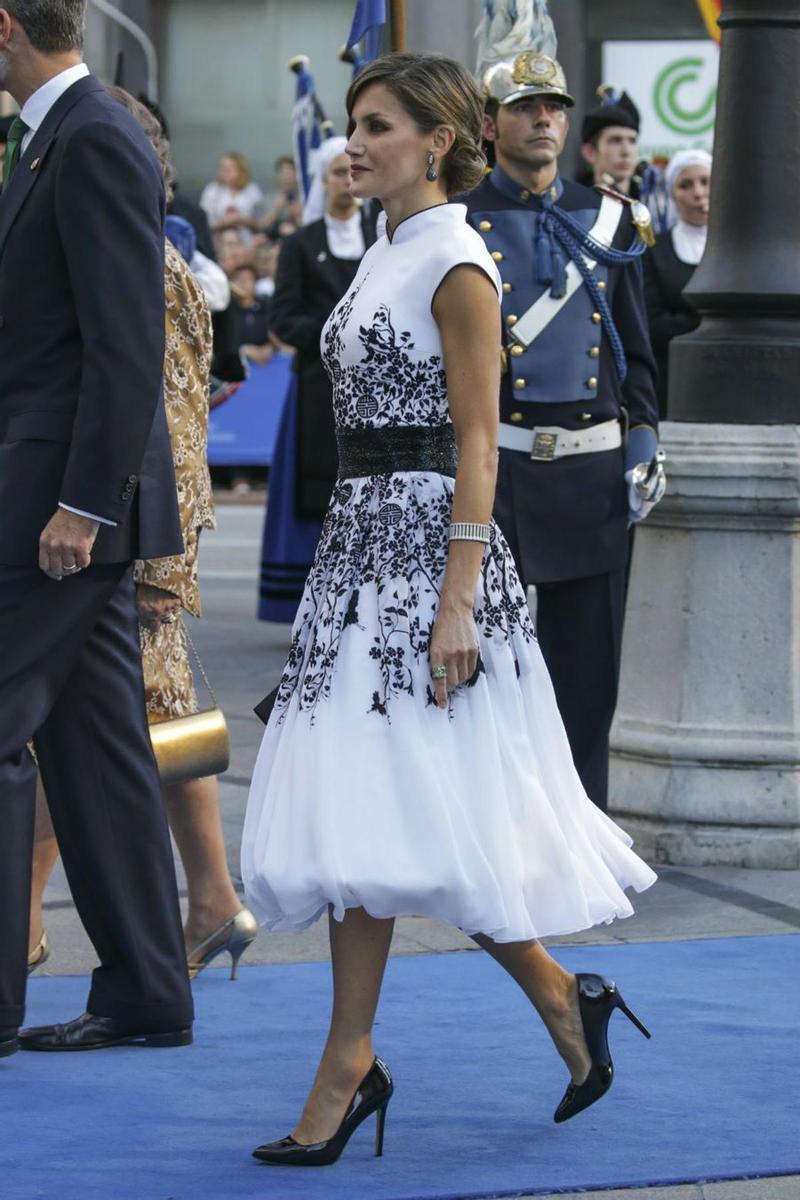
[291,60,320,204]
[346,0,387,74]
[207,354,294,467]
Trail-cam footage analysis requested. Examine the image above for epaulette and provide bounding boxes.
[594,184,655,247]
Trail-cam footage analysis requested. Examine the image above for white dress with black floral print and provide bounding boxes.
[242,204,655,941]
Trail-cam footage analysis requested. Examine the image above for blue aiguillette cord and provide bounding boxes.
[535,192,647,383]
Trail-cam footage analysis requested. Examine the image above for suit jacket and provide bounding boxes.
[271,213,376,517]
[642,231,699,418]
[465,174,658,584]
[0,74,182,566]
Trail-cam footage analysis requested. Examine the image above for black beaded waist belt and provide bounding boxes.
[336,424,458,479]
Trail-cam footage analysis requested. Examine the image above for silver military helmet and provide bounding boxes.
[483,52,575,108]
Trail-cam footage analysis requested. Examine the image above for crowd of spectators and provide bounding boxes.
[187,152,302,492]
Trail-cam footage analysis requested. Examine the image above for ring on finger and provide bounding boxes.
[62,564,81,574]
[430,664,447,680]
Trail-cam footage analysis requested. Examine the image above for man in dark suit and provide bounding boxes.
[0,0,193,1055]
[466,50,662,812]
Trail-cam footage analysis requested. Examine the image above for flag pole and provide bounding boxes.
[389,0,406,52]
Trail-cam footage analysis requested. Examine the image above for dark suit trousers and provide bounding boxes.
[496,489,626,812]
[533,572,626,813]
[0,563,193,1031]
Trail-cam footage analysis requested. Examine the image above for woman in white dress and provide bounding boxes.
[242,53,657,1168]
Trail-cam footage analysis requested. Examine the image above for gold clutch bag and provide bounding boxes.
[149,629,231,786]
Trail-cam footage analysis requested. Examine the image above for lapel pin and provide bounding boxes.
[30,158,40,171]
[317,250,327,262]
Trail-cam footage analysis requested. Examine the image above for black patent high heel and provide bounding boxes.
[553,973,651,1124]
[252,1057,393,1167]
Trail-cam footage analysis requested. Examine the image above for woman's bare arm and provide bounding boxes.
[429,263,501,707]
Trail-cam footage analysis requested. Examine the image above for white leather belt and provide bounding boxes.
[497,418,622,461]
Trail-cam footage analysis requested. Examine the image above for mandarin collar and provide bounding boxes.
[489,164,563,208]
[386,203,463,245]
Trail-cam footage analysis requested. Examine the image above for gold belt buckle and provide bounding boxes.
[531,431,557,461]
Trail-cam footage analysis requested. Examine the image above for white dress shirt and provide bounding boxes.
[21,64,118,526]
[20,62,90,153]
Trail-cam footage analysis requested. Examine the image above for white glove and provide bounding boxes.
[625,466,666,524]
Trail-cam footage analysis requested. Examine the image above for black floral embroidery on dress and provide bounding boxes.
[271,264,535,724]
[274,474,534,724]
[322,284,448,430]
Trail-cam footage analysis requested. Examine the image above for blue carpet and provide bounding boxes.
[3,936,798,1200]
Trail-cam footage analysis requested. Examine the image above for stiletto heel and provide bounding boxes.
[553,973,651,1125]
[229,941,249,981]
[374,1098,389,1157]
[617,998,651,1039]
[252,1057,393,1167]
[27,930,50,976]
[187,909,258,980]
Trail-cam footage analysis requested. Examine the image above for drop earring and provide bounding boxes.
[426,151,438,182]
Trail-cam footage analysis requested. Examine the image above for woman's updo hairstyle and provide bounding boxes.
[346,52,487,196]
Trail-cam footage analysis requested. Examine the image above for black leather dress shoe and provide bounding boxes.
[19,1012,193,1052]
[0,1027,19,1058]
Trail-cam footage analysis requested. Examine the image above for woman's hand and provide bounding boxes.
[136,583,181,632]
[429,595,479,710]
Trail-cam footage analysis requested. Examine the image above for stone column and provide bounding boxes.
[610,422,800,868]
[609,0,800,867]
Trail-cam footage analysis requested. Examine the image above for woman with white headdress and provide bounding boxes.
[258,138,378,623]
[642,148,712,417]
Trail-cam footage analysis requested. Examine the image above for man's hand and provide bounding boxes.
[39,510,100,580]
[136,583,181,631]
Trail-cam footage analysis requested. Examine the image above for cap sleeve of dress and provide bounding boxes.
[429,222,503,308]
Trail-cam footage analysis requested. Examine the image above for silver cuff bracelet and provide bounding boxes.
[448,522,491,544]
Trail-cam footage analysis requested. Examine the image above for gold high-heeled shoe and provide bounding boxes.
[187,908,258,980]
[27,930,50,975]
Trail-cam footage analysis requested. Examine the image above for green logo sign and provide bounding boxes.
[653,56,716,135]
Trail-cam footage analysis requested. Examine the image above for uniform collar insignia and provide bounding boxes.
[490,164,563,208]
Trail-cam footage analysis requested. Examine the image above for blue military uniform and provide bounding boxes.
[466,164,659,810]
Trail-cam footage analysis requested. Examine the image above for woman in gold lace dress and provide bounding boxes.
[27,90,256,980]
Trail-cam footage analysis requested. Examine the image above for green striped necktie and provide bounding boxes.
[2,116,30,189]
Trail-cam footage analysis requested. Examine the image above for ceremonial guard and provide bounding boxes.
[466,7,664,811]
[578,86,669,230]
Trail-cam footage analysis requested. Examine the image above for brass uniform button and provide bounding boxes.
[581,412,593,421]
[510,411,524,423]
[514,378,526,389]
[598,280,607,291]
[510,344,524,357]
[502,282,513,294]
[592,312,602,324]
[506,314,518,327]
[520,189,530,201]
[478,220,492,232]
[491,250,504,262]
[587,377,598,389]
[588,346,600,358]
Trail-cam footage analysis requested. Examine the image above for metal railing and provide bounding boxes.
[88,0,159,100]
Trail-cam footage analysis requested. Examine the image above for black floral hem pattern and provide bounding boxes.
[274,473,534,724]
